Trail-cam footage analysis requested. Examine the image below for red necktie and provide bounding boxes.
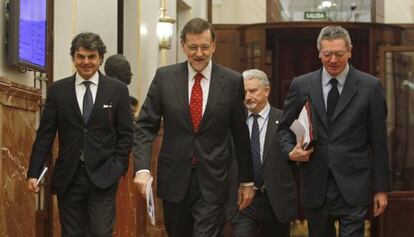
[190,73,203,132]
[190,73,203,166]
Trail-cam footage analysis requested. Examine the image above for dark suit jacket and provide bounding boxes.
[227,106,297,223]
[133,61,254,205]
[278,66,390,208]
[28,72,133,196]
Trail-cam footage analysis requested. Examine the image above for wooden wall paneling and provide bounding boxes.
[374,191,414,237]
[145,125,167,237]
[213,25,242,72]
[399,24,414,45]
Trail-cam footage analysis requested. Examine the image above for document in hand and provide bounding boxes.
[146,176,156,225]
[35,167,48,186]
[289,99,317,150]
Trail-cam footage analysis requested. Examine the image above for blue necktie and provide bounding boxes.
[82,81,93,123]
[251,114,264,188]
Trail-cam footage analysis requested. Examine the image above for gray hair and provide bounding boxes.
[242,69,270,87]
[317,25,352,51]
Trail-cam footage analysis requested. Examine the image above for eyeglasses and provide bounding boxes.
[186,44,212,52]
[320,50,348,58]
[74,53,100,62]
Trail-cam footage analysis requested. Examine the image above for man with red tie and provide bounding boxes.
[133,18,254,237]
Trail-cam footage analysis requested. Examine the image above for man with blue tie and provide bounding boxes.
[227,69,297,237]
[27,32,133,236]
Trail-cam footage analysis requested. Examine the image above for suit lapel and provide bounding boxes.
[70,74,84,123]
[308,70,329,129]
[330,67,358,123]
[263,108,278,164]
[198,63,224,131]
[172,62,193,132]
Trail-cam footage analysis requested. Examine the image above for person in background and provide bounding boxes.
[132,18,255,237]
[104,54,133,85]
[27,32,133,237]
[226,69,297,237]
[104,54,138,120]
[278,25,389,237]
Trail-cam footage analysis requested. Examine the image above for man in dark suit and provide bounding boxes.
[132,18,254,237]
[27,32,133,236]
[227,69,297,237]
[278,25,389,237]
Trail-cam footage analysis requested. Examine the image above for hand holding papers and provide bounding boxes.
[35,167,48,186]
[146,176,156,225]
[289,99,317,150]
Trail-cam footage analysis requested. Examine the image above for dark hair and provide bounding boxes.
[70,32,107,61]
[104,54,128,76]
[130,96,138,107]
[104,54,132,84]
[180,18,215,42]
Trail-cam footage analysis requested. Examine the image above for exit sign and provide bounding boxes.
[304,12,326,20]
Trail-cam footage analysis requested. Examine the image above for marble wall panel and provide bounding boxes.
[0,77,41,236]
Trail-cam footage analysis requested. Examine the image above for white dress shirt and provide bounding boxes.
[187,60,212,115]
[75,72,99,113]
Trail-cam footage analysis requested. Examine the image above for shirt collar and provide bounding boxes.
[248,103,270,119]
[322,64,349,87]
[188,60,212,81]
[75,71,100,86]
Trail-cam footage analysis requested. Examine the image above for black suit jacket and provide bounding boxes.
[278,66,390,208]
[133,62,254,204]
[227,106,297,223]
[28,72,133,196]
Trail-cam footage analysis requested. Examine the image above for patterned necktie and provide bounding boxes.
[251,114,264,188]
[190,73,203,132]
[327,78,339,122]
[83,81,93,123]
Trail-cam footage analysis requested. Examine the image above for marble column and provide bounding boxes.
[0,77,42,236]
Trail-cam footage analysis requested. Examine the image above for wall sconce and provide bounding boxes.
[157,0,176,49]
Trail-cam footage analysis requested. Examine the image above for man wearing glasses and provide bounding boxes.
[133,18,254,237]
[27,32,133,236]
[278,25,390,237]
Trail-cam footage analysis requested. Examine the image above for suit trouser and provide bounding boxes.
[305,174,367,237]
[57,162,119,237]
[229,190,290,237]
[162,168,225,237]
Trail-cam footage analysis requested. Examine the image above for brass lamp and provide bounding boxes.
[157,0,176,49]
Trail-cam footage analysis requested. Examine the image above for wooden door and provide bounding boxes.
[374,45,414,237]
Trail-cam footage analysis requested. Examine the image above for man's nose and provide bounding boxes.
[195,49,204,56]
[329,55,339,62]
